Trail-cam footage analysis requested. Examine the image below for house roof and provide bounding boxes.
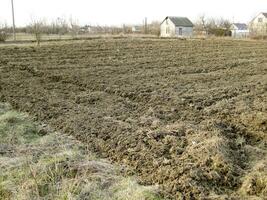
[250,12,267,23]
[233,23,248,30]
[164,16,194,27]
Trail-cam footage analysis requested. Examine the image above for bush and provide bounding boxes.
[208,28,231,37]
[251,35,267,40]
[0,31,8,42]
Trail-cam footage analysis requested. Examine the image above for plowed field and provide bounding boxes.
[0,38,266,199]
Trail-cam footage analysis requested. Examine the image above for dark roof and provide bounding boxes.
[165,16,194,27]
[262,13,267,18]
[233,23,248,30]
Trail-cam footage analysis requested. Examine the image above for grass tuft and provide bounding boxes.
[0,103,161,200]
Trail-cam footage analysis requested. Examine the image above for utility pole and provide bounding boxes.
[144,17,148,34]
[11,0,16,40]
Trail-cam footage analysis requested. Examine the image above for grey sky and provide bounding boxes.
[0,0,266,26]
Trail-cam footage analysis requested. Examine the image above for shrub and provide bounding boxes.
[0,31,8,42]
[251,35,267,40]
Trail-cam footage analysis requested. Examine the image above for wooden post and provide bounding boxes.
[145,17,148,34]
[11,0,16,41]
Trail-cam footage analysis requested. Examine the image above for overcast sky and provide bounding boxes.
[0,0,266,26]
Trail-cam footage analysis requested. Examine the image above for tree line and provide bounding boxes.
[0,15,234,43]
[0,17,80,43]
[194,15,232,36]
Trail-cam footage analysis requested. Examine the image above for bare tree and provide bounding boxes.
[69,17,80,38]
[0,22,9,42]
[195,15,232,37]
[56,17,69,35]
[194,15,209,36]
[29,18,45,46]
[206,18,217,33]
[148,21,160,36]
[200,15,208,34]
[218,18,231,31]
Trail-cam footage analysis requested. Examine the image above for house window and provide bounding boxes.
[166,19,168,25]
[258,18,263,22]
[166,27,169,34]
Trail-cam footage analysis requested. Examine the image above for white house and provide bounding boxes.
[231,23,249,38]
[160,16,193,37]
[250,12,267,35]
[132,26,142,33]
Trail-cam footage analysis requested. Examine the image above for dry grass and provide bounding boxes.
[0,103,161,200]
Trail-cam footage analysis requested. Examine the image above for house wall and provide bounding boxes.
[231,25,249,38]
[175,26,193,37]
[160,18,193,37]
[250,13,267,35]
[231,30,250,38]
[160,18,176,37]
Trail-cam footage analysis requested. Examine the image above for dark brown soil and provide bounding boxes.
[0,38,266,199]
